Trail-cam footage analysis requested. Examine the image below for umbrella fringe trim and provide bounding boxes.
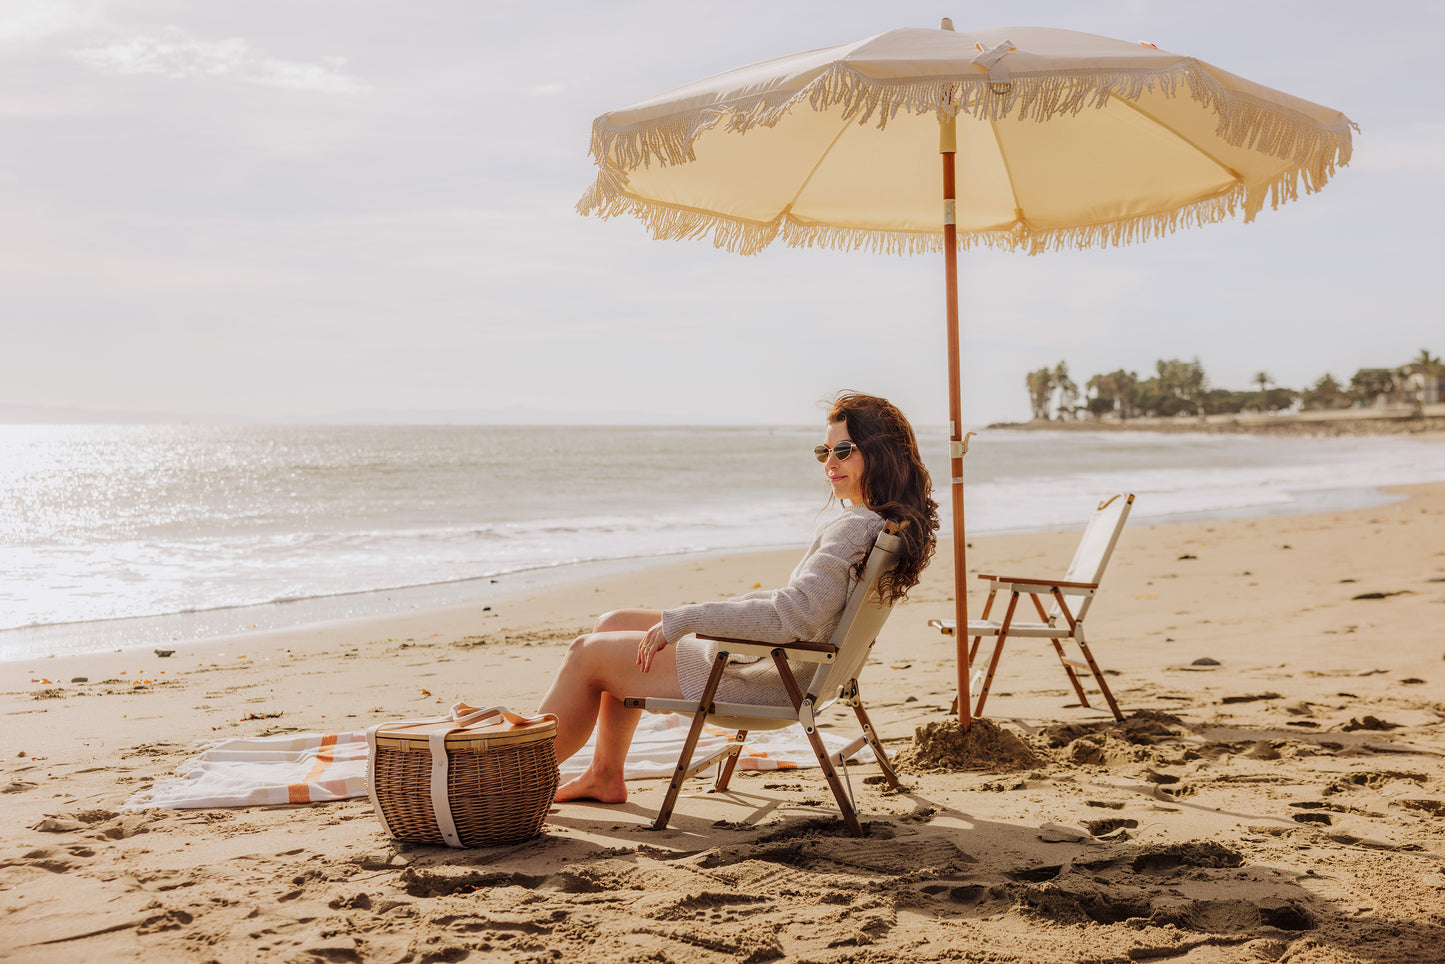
[1183,69,1356,184]
[588,59,1354,181]
[579,171,1324,258]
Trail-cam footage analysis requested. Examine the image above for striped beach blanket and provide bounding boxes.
[122,713,872,810]
[122,730,373,810]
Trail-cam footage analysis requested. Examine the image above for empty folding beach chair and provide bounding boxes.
[931,494,1135,721]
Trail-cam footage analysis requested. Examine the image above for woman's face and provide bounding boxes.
[823,419,867,507]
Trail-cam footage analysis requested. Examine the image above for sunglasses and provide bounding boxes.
[814,440,860,463]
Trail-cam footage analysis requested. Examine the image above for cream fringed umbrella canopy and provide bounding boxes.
[578,22,1355,727]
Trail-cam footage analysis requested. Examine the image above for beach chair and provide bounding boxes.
[930,493,1134,722]
[624,522,905,837]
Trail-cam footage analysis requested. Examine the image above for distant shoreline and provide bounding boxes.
[992,405,1445,437]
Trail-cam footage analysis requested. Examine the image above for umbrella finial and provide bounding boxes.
[940,17,954,31]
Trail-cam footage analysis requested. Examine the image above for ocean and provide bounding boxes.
[4,423,1443,662]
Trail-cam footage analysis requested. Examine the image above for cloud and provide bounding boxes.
[71,26,367,93]
[0,0,100,44]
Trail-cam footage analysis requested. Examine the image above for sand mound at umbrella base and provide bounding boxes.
[894,718,1042,773]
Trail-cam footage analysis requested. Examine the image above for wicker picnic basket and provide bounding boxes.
[366,703,559,848]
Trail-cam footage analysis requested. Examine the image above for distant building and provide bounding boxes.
[1399,363,1444,405]
[1354,368,1397,408]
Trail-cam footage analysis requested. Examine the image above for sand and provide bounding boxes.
[3,480,1443,963]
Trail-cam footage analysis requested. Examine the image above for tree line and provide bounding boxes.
[1025,348,1443,421]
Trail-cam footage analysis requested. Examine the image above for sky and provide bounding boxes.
[1,0,1441,428]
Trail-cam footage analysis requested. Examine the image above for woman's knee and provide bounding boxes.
[560,632,639,693]
[564,631,630,669]
[593,608,659,633]
[565,632,595,661]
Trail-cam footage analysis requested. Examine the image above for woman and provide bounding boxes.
[538,392,938,804]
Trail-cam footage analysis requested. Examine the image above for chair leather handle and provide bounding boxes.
[695,635,838,654]
[977,575,1099,590]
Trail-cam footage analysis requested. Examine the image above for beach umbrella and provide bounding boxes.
[578,20,1355,728]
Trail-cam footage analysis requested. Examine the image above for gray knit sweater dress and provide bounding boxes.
[662,505,885,705]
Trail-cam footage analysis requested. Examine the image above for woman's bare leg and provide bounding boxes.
[593,608,662,633]
[538,624,682,804]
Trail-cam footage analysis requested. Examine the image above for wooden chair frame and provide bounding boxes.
[930,494,1135,722]
[624,523,905,837]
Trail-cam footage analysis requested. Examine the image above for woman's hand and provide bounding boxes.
[637,623,669,673]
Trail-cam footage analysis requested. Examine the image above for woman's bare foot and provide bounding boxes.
[554,767,627,804]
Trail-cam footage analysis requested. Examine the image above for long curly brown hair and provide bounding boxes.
[827,392,939,605]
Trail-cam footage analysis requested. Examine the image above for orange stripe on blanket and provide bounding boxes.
[287,734,338,803]
[315,777,354,800]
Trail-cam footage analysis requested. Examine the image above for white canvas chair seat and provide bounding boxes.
[625,522,906,837]
[965,618,1087,638]
[930,494,1134,722]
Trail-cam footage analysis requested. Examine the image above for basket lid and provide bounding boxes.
[373,705,557,753]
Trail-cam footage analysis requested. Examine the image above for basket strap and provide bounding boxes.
[449,702,553,728]
[364,723,396,841]
[428,727,463,848]
[372,702,549,735]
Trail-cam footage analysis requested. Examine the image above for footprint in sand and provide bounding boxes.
[1342,715,1401,732]
[1396,799,1445,818]
[1220,692,1282,704]
[1292,812,1333,825]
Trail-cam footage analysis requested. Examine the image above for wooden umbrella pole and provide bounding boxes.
[940,108,972,731]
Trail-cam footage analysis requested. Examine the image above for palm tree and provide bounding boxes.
[1053,361,1079,420]
[1248,370,1275,413]
[1154,358,1207,415]
[1086,372,1117,419]
[1026,368,1054,421]
[1110,369,1140,419]
[1303,373,1346,411]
